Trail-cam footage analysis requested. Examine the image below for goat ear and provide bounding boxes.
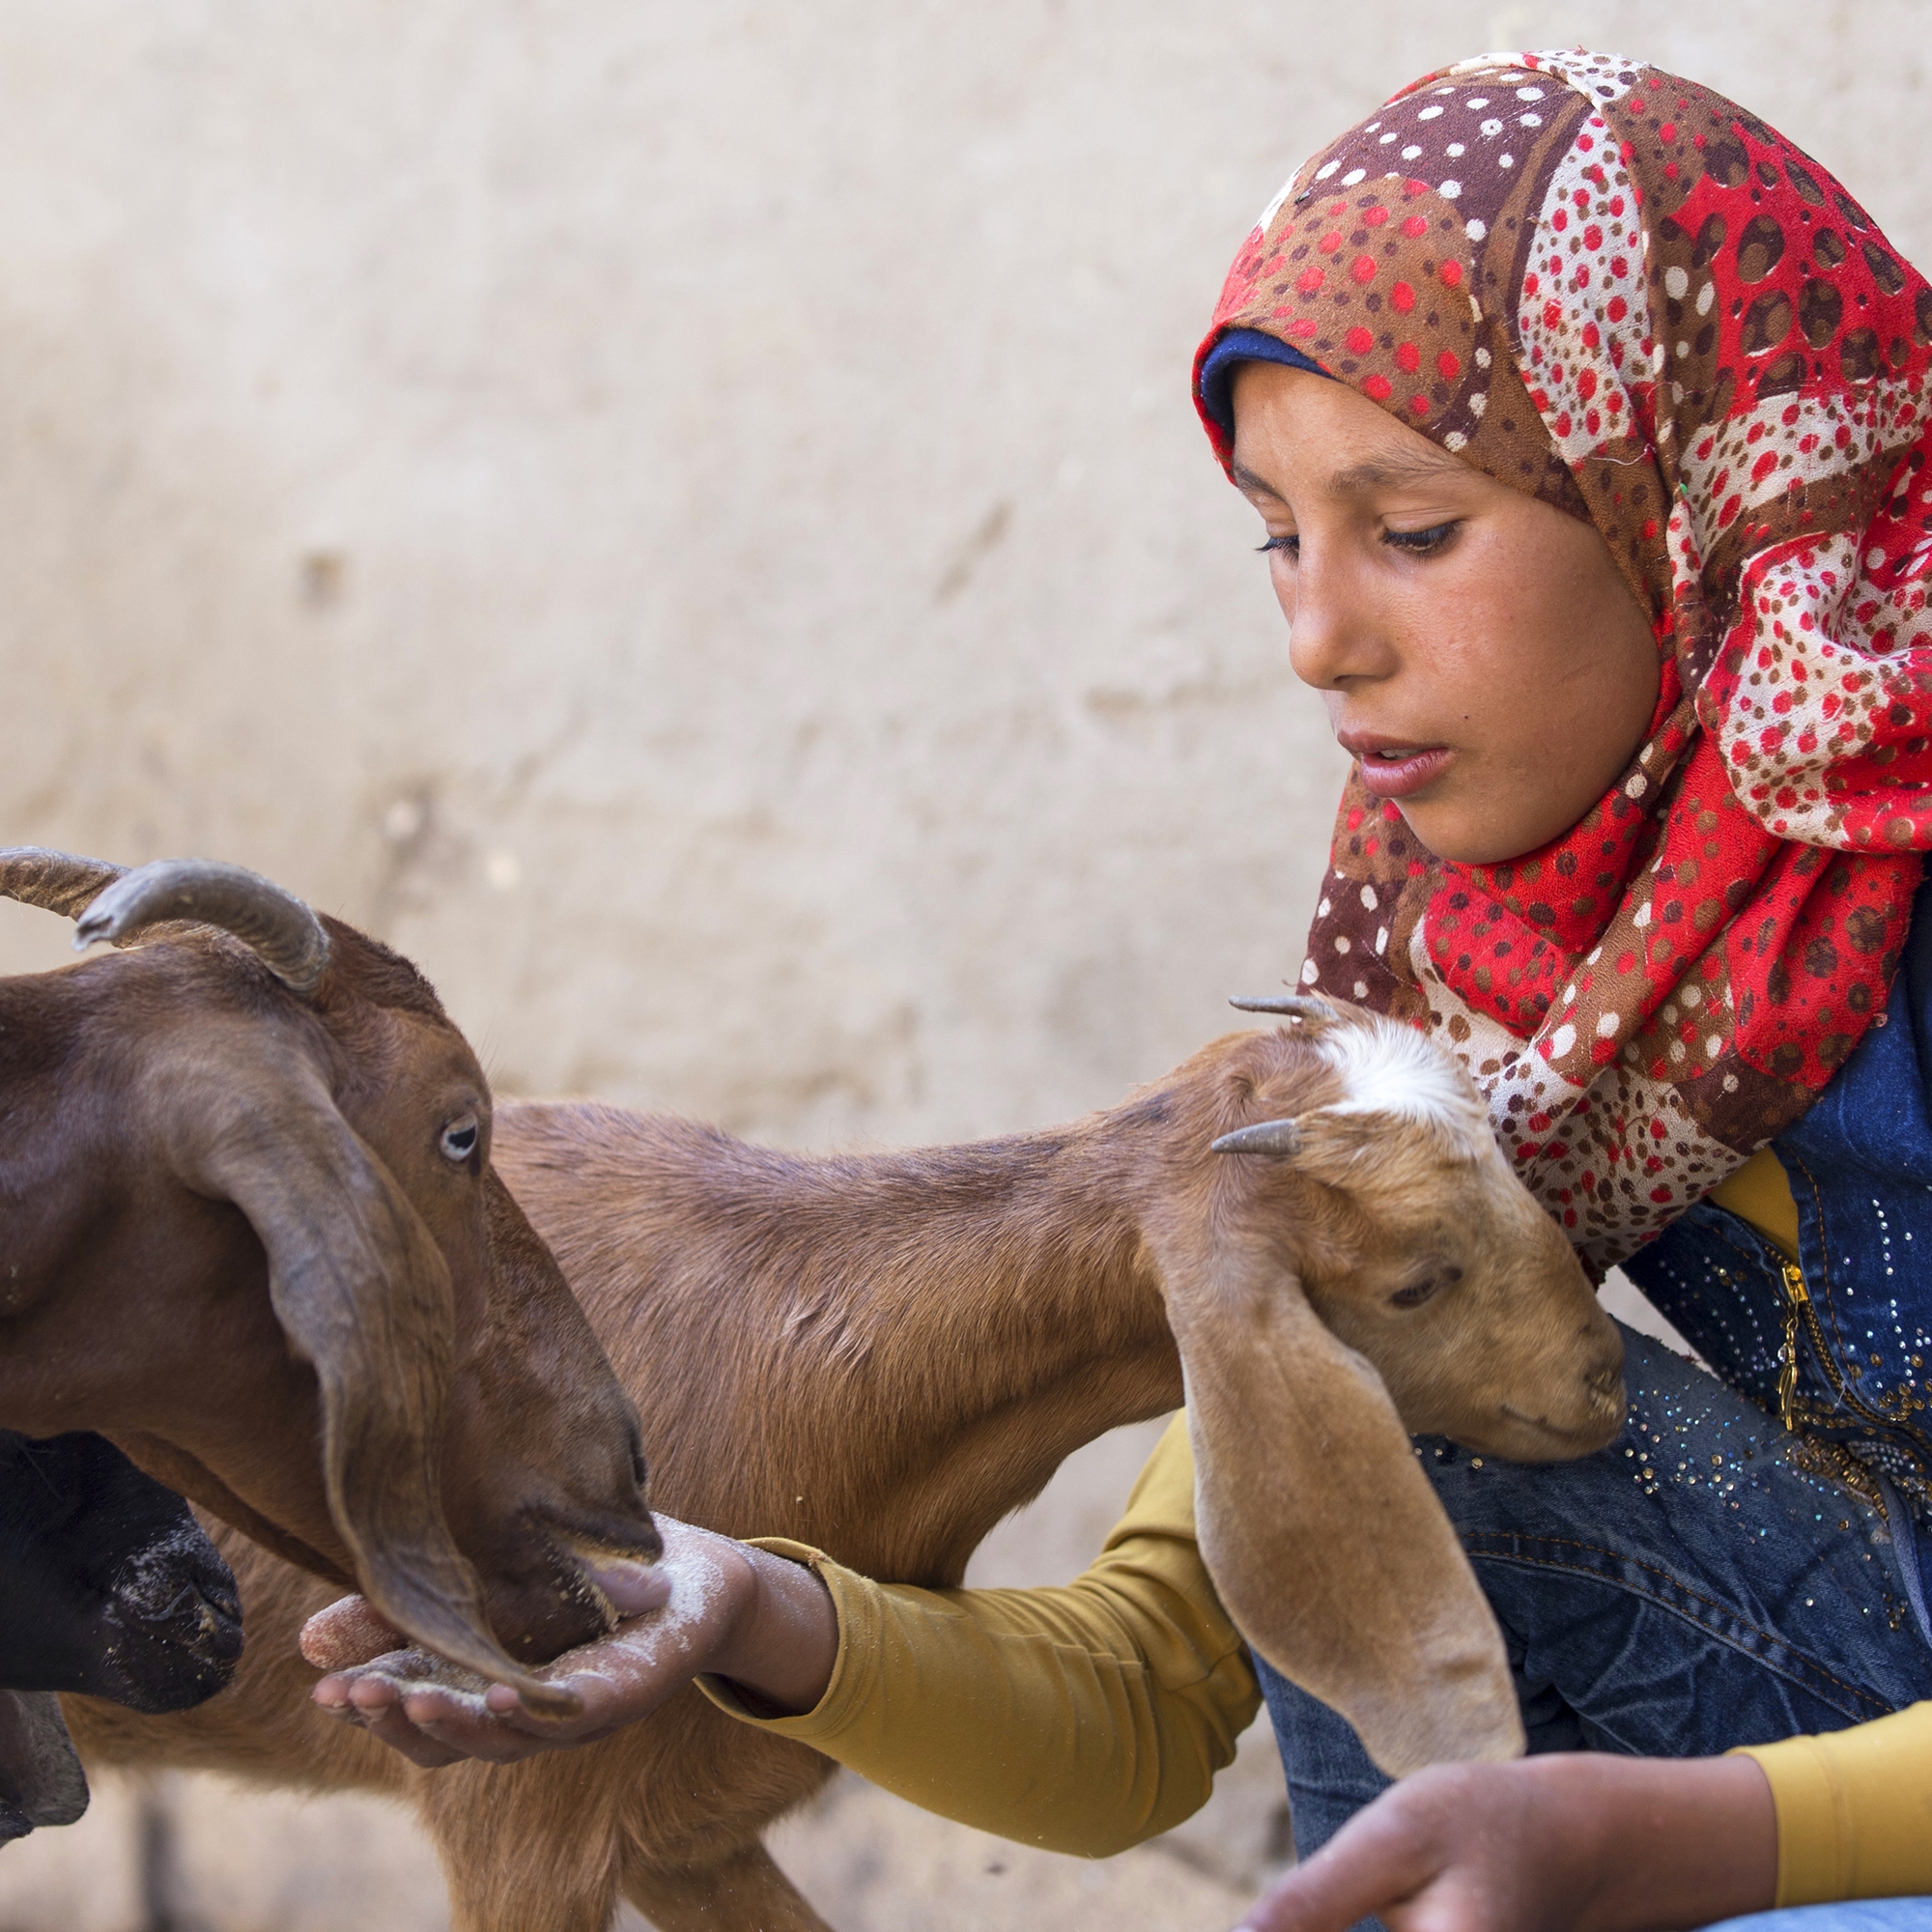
[186,1064,581,1717]
[1166,1249,1522,1776]
[0,1692,89,1837]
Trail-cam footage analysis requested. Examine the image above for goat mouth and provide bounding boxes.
[577,1550,672,1626]
[1497,1403,1613,1449]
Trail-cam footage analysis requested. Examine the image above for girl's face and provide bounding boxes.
[1232,362,1661,867]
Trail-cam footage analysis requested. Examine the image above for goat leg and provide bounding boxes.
[622,1841,834,1932]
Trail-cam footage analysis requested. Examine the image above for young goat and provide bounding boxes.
[67,996,1623,1932]
[0,850,660,1711]
[0,1431,242,1846]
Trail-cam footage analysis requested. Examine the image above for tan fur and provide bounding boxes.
[67,1004,1623,1931]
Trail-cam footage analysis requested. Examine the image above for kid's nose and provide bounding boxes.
[1284,550,1382,692]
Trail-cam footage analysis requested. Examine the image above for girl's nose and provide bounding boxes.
[1284,545,1384,692]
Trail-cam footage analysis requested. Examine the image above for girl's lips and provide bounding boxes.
[1350,744,1453,800]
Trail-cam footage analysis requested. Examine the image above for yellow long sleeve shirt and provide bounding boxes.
[702,1148,1932,1903]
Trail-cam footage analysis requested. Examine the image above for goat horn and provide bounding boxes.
[1229,993,1339,1025]
[0,848,127,922]
[71,860,331,999]
[1211,1119,1301,1157]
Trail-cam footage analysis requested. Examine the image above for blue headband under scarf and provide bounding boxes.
[1195,328,1331,442]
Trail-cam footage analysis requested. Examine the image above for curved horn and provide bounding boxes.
[189,1068,580,1718]
[72,859,330,999]
[0,847,127,921]
[1229,993,1339,1026]
[1211,1119,1302,1157]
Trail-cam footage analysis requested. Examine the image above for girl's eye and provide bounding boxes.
[1383,521,1460,554]
[1257,533,1300,557]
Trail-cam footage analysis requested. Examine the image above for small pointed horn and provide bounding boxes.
[72,860,330,999]
[1212,1119,1302,1157]
[1230,993,1340,1025]
[0,848,127,922]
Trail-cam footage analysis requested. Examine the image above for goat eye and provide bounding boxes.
[1391,1264,1462,1311]
[440,1115,480,1163]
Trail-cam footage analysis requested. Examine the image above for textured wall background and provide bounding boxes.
[0,2,1926,1926]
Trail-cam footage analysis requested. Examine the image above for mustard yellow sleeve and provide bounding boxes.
[1738,1702,1932,1903]
[697,1413,1262,1855]
[1708,1145,1801,1259]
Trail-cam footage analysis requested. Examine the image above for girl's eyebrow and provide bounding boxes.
[1327,448,1464,493]
[1231,447,1466,502]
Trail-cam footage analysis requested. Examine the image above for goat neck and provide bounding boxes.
[497,1098,1187,1588]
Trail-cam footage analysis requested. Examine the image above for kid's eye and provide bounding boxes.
[1257,533,1300,557]
[1383,521,1460,554]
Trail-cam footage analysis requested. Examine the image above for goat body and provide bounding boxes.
[67,1006,1623,1931]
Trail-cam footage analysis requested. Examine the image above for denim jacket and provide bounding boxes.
[1623,877,1932,1519]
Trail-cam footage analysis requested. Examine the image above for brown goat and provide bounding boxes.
[67,997,1624,1932]
[0,850,660,1708]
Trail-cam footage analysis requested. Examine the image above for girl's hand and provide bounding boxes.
[301,1516,837,1769]
[1236,1751,1776,1932]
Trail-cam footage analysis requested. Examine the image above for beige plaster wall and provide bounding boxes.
[0,2,1924,1925]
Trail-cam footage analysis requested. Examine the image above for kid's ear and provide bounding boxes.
[1170,1251,1522,1777]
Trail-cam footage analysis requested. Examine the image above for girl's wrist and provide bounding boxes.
[1558,1752,1776,1932]
[704,1542,838,1719]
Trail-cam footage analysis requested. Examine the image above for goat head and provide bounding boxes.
[0,850,662,1715]
[1148,994,1625,1777]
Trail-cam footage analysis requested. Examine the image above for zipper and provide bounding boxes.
[1778,1261,1808,1431]
[1779,1256,1913,1435]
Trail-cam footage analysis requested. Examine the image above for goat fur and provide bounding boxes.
[66,1003,1623,1932]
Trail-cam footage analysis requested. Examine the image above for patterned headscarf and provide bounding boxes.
[1194,51,1932,1267]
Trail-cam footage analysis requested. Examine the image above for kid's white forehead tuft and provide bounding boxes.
[1313,1011,1490,1151]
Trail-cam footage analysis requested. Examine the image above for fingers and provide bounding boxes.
[299,1594,408,1670]
[304,1520,755,1766]
[1235,1778,1457,1932]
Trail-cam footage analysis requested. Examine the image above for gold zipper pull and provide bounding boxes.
[1778,1261,1808,1431]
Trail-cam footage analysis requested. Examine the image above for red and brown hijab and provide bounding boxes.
[1195,51,1932,1266]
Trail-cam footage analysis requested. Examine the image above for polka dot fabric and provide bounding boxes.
[1193,51,1932,1267]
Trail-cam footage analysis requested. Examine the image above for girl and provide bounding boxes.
[312,49,1932,1932]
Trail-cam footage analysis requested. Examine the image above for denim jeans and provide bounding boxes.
[1257,1326,1932,1928]
[1709,1913,1932,1931]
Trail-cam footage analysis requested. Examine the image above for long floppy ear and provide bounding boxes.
[0,1692,88,1841]
[1164,1244,1522,1776]
[185,1063,580,1717]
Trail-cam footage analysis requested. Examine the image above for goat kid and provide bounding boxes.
[0,851,661,1711]
[0,1430,242,1845]
[68,997,1624,1932]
